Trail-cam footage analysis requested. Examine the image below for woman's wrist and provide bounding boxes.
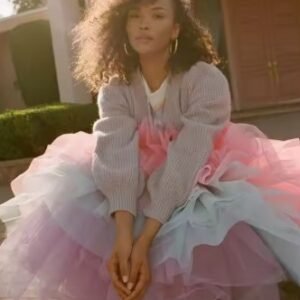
[114,211,134,238]
[136,233,153,250]
[138,217,162,247]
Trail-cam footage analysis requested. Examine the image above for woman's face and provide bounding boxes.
[126,0,180,57]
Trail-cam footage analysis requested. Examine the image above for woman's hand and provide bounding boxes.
[125,236,152,300]
[124,217,162,299]
[107,233,133,299]
[107,211,135,299]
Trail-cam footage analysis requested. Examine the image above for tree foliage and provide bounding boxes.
[9,0,44,13]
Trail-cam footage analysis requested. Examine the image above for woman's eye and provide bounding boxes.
[128,13,139,18]
[153,14,164,19]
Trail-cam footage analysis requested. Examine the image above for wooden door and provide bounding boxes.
[267,0,300,103]
[222,0,275,110]
[222,0,300,110]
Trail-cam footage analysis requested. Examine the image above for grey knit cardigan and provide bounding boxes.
[92,61,231,224]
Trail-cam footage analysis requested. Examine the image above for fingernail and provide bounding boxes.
[127,282,134,290]
[122,275,128,283]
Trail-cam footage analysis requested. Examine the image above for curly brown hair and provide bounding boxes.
[72,0,220,93]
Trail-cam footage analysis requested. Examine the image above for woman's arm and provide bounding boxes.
[136,217,162,247]
[93,81,145,297]
[108,210,135,298]
[92,80,144,220]
[142,62,232,225]
[114,211,135,238]
[124,216,160,297]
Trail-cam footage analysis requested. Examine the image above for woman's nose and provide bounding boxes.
[139,17,149,30]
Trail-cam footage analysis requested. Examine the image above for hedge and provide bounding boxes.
[0,103,98,161]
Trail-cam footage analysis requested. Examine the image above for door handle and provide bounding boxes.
[272,61,280,84]
[267,61,280,84]
[267,61,275,82]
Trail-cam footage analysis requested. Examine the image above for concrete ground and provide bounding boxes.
[0,185,13,205]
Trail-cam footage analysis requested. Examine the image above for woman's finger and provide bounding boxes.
[126,269,148,300]
[112,282,127,299]
[111,271,132,296]
[108,258,131,296]
[135,288,147,300]
[129,282,148,300]
[126,285,147,300]
[119,255,131,284]
[112,279,129,300]
[127,258,141,291]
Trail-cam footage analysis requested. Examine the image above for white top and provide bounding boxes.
[141,72,170,112]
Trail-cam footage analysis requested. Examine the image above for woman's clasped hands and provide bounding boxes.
[107,212,158,300]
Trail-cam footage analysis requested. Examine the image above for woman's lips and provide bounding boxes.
[135,36,153,42]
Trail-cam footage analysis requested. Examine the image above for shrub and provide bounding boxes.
[0,103,98,161]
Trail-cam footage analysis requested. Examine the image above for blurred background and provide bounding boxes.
[0,0,299,135]
[0,0,89,112]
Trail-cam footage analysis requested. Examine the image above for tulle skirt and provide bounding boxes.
[1,120,300,299]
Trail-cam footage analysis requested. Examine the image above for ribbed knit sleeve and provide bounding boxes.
[91,81,141,218]
[143,62,231,224]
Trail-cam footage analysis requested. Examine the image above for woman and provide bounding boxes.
[1,0,300,299]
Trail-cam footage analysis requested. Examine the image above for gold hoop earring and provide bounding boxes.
[124,42,130,56]
[170,38,178,55]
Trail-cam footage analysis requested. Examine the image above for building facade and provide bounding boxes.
[192,0,300,115]
[1,0,300,138]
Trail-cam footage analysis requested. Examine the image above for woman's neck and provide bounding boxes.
[139,51,170,92]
